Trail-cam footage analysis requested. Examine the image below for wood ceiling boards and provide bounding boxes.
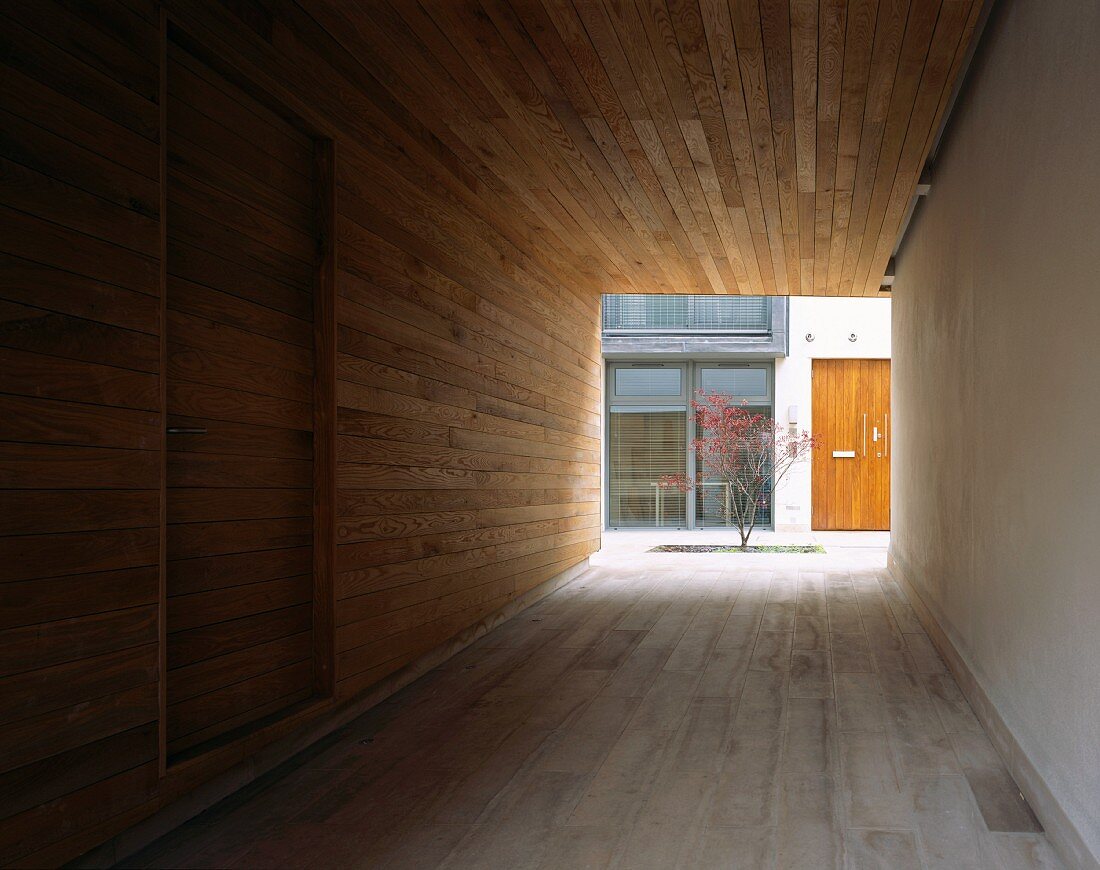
[333,0,984,297]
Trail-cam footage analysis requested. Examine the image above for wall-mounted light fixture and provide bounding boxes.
[805,333,815,342]
[787,405,799,425]
[848,333,858,342]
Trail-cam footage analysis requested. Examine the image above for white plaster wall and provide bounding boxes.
[891,0,1100,860]
[774,297,891,530]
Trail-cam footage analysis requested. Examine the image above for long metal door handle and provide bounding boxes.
[167,427,207,435]
[884,413,888,458]
[862,414,866,457]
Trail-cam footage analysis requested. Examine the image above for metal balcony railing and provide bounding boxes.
[602,294,772,334]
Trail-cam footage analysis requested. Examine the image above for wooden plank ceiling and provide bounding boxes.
[332,0,982,297]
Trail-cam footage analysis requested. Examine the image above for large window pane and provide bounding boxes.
[694,405,774,528]
[609,410,686,527]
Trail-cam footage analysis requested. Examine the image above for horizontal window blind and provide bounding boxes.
[602,295,771,333]
[609,410,686,527]
[614,366,682,397]
[699,366,768,399]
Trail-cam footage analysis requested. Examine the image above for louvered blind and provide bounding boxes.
[608,410,687,527]
[699,366,769,398]
[603,294,771,333]
[614,366,682,397]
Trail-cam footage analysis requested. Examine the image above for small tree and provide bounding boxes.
[660,391,816,549]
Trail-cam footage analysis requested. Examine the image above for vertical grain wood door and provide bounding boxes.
[811,359,890,530]
[164,42,319,759]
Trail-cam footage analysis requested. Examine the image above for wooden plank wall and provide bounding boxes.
[0,0,602,864]
[0,0,164,862]
[164,37,320,759]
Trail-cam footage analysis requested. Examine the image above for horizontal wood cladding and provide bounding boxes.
[163,34,319,759]
[0,0,600,864]
[0,0,163,862]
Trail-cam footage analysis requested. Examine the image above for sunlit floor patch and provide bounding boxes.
[649,544,826,554]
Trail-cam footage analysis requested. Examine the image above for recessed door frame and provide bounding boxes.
[156,18,337,773]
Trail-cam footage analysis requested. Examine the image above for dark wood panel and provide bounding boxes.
[167,173,315,264]
[166,380,312,430]
[0,683,156,775]
[164,416,312,459]
[0,724,157,822]
[168,345,312,403]
[0,206,158,296]
[0,60,159,179]
[167,278,313,347]
[167,43,313,173]
[0,762,158,866]
[167,201,312,290]
[0,490,158,536]
[168,488,312,523]
[0,301,159,371]
[167,310,311,374]
[0,644,158,727]
[336,408,450,446]
[0,395,160,450]
[166,660,312,749]
[0,11,158,139]
[0,527,158,583]
[0,566,158,631]
[169,632,311,704]
[0,347,159,410]
[0,605,157,678]
[167,604,312,670]
[167,685,311,757]
[1,3,158,100]
[167,453,312,488]
[167,143,314,245]
[0,253,159,334]
[167,517,312,560]
[0,443,158,489]
[166,547,313,597]
[0,152,158,255]
[168,575,311,634]
[335,487,602,517]
[164,36,319,763]
[0,0,619,859]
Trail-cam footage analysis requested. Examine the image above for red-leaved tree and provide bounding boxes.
[660,391,816,549]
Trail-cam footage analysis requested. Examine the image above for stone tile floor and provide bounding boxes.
[131,533,1064,869]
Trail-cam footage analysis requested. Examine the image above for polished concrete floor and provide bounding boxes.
[133,534,1064,869]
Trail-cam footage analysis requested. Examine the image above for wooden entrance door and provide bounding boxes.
[164,42,322,758]
[811,360,890,530]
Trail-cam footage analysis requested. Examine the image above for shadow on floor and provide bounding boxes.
[128,543,1062,869]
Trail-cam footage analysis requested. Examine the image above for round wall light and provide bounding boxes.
[805,333,815,342]
[848,333,858,342]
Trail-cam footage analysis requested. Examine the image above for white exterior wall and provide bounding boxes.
[889,1,1100,860]
[773,297,891,531]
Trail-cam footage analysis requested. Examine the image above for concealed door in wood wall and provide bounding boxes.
[811,360,890,531]
[164,41,318,758]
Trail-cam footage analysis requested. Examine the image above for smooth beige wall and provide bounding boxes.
[891,0,1100,861]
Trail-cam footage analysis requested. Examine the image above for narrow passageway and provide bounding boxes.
[132,535,1061,869]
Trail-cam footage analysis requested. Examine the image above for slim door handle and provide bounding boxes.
[862,414,866,458]
[884,413,888,458]
[166,427,207,435]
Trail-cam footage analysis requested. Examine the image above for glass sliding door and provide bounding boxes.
[604,361,774,530]
[608,409,687,527]
[607,364,687,528]
[693,363,774,529]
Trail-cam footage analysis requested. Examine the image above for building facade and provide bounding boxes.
[602,295,891,532]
